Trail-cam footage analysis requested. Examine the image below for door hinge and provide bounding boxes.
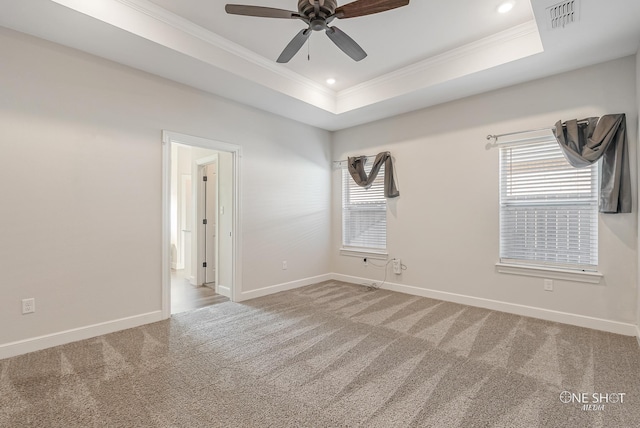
[203,176,208,182]
[203,219,208,225]
[203,262,207,268]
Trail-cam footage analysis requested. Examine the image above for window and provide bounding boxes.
[499,138,598,271]
[342,160,386,251]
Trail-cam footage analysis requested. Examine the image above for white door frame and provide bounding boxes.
[162,131,242,319]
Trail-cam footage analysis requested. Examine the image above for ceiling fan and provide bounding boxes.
[225,0,410,63]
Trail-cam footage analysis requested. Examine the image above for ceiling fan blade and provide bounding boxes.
[277,28,312,63]
[225,4,300,19]
[335,0,409,19]
[325,26,367,61]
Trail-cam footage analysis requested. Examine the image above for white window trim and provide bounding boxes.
[339,247,388,260]
[495,262,603,284]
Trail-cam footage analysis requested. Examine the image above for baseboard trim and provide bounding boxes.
[4,275,635,359]
[217,285,231,298]
[331,273,637,336]
[0,311,164,360]
[237,274,333,302]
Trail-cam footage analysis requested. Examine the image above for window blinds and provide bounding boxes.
[342,161,386,250]
[500,139,598,270]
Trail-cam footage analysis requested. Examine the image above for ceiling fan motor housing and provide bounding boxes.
[299,0,338,25]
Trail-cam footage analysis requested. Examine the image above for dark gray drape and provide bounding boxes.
[553,114,631,213]
[347,151,399,198]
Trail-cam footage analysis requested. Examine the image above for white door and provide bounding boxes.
[204,164,217,285]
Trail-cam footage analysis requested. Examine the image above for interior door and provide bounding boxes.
[204,163,217,285]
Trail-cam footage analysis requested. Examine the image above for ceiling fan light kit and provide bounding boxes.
[225,0,410,63]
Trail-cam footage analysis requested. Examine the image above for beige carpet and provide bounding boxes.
[2,281,639,427]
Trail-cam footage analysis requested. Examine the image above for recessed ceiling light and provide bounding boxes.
[326,78,336,85]
[497,2,514,14]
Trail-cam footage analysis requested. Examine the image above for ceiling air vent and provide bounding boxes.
[546,0,580,29]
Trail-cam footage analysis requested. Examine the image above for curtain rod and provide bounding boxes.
[332,154,377,166]
[486,119,592,143]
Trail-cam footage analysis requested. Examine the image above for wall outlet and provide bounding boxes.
[544,279,553,291]
[282,261,287,270]
[22,298,35,314]
[393,258,402,274]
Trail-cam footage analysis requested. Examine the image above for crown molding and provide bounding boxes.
[48,0,543,116]
[112,0,335,97]
[339,20,540,97]
[335,20,542,110]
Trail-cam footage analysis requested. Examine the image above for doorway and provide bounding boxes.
[162,131,242,318]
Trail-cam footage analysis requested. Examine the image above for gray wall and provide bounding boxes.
[332,56,638,326]
[0,28,331,347]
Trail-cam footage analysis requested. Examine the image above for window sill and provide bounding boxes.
[495,263,603,284]
[340,248,388,260]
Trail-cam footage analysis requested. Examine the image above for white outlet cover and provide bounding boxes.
[393,259,402,274]
[22,298,35,314]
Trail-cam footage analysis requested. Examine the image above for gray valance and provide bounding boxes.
[348,151,399,198]
[553,114,631,213]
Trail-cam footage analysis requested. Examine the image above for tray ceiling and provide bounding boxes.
[1,0,639,130]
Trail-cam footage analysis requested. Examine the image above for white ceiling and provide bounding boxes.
[1,0,639,131]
